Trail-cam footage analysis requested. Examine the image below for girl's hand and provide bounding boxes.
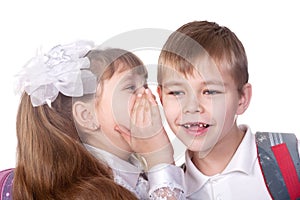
[115,88,174,169]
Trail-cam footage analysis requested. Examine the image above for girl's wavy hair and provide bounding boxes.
[13,48,143,200]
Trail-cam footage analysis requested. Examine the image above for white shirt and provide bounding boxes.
[84,144,185,200]
[184,125,300,200]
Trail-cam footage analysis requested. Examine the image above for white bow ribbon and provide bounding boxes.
[15,40,96,107]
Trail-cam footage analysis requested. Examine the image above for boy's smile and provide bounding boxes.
[179,121,210,136]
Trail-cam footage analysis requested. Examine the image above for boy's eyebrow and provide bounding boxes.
[162,80,226,87]
[162,80,185,87]
[202,80,226,87]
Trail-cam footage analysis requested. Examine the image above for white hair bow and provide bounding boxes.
[15,40,97,107]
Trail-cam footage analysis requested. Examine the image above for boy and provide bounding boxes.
[157,21,300,199]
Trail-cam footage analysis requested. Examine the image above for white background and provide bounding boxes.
[0,0,299,170]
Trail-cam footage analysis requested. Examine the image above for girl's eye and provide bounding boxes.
[125,85,136,92]
[203,90,220,95]
[168,91,185,96]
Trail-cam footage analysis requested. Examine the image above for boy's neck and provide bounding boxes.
[191,125,245,176]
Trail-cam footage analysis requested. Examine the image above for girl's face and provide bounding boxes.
[94,65,146,156]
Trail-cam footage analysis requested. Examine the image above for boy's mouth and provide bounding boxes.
[179,122,210,136]
[181,122,210,129]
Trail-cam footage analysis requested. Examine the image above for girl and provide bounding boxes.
[75,47,185,199]
[2,41,185,199]
[0,41,138,200]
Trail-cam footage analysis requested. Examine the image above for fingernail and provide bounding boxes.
[137,93,142,98]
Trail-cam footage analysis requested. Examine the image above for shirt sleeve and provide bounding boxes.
[147,164,185,200]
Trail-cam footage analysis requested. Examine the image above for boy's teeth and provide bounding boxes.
[183,123,209,129]
[183,124,191,128]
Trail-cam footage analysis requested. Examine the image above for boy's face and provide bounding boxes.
[94,66,146,154]
[158,64,246,156]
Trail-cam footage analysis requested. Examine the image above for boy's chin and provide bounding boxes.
[183,140,215,156]
[188,147,214,158]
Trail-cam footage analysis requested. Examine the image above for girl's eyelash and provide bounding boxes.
[127,86,136,90]
[124,84,136,91]
[124,80,147,91]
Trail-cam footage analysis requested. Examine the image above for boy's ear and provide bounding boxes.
[236,83,252,115]
[72,101,99,132]
[157,86,163,104]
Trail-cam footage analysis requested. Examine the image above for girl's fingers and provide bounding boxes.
[130,89,163,139]
[135,93,146,127]
[143,96,151,127]
[131,93,142,125]
[145,88,157,105]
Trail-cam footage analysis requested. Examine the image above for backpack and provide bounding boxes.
[0,168,13,200]
[256,132,300,200]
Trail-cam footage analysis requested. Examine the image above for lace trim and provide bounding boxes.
[150,187,185,200]
[114,167,186,200]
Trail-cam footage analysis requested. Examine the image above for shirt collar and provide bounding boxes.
[184,150,209,196]
[84,144,141,189]
[184,125,257,196]
[223,125,257,175]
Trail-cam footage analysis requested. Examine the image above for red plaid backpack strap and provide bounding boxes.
[0,168,14,200]
[256,132,300,200]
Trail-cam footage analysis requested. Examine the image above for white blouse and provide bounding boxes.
[84,144,185,200]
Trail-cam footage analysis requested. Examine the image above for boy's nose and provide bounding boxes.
[183,95,203,114]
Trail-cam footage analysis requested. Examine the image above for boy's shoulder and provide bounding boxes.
[255,131,300,200]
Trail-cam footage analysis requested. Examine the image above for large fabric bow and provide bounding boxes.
[15,40,96,107]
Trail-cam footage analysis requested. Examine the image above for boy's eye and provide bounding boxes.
[203,90,220,95]
[168,91,185,96]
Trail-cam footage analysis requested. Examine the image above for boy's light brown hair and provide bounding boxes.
[158,20,248,94]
